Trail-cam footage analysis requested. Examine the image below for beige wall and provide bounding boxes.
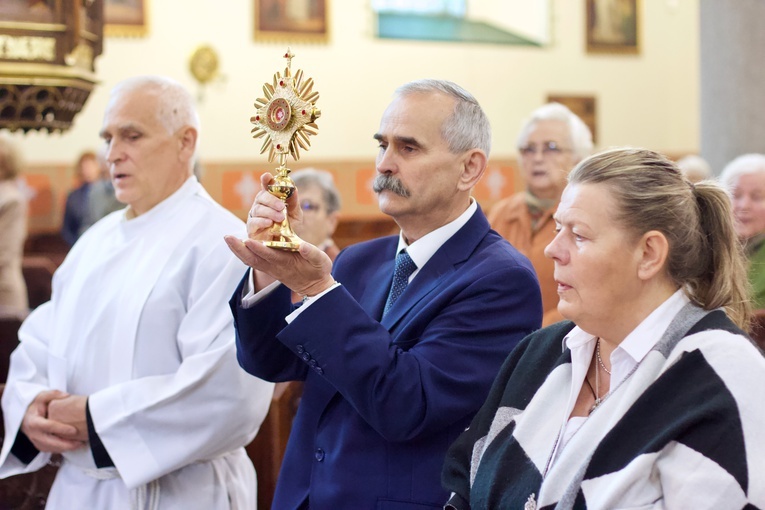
[7,0,700,232]
[7,0,699,163]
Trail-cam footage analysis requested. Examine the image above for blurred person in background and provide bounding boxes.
[291,168,341,261]
[61,150,100,246]
[488,103,593,326]
[84,150,123,230]
[720,153,765,308]
[0,137,28,319]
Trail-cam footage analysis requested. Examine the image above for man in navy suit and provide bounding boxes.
[225,79,543,509]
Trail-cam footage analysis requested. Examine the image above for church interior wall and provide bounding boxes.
[3,0,700,233]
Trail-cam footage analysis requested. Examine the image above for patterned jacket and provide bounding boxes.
[442,305,765,509]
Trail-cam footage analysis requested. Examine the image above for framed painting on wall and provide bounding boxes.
[547,94,598,144]
[104,0,149,37]
[254,0,329,42]
[586,0,639,54]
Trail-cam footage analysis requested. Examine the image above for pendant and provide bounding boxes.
[525,493,537,510]
[589,397,602,414]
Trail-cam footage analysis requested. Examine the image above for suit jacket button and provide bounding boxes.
[309,359,318,368]
[301,352,311,362]
[315,367,324,375]
[296,344,305,354]
[315,448,325,462]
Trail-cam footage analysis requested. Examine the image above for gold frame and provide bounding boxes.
[547,94,598,144]
[254,0,329,43]
[585,0,639,54]
[105,0,149,37]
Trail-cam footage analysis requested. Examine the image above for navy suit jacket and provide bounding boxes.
[61,183,90,246]
[231,206,543,510]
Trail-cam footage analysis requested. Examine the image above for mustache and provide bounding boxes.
[372,174,411,198]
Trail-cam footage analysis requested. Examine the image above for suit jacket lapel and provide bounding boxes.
[358,241,398,321]
[381,206,491,330]
[312,208,490,411]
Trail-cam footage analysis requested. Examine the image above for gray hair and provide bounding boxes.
[719,153,765,190]
[395,79,491,157]
[516,102,593,162]
[292,167,341,214]
[109,76,201,138]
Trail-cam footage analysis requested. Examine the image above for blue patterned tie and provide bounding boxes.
[383,250,417,317]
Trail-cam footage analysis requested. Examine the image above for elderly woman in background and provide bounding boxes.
[291,167,342,260]
[720,153,765,308]
[443,148,764,509]
[488,103,593,326]
[0,137,28,319]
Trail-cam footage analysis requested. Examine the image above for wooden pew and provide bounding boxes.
[23,233,69,269]
[246,381,303,510]
[21,256,56,310]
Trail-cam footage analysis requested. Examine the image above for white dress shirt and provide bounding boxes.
[554,289,690,458]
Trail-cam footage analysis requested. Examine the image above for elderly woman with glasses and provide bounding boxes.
[291,167,342,261]
[720,153,765,309]
[488,103,593,326]
[443,148,765,509]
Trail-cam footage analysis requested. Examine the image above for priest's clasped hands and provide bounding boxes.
[21,391,88,453]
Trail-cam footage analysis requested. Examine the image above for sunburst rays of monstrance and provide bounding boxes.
[250,49,321,250]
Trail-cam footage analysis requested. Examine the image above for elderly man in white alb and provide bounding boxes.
[0,76,273,509]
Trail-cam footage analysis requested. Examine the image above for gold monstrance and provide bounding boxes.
[250,49,321,250]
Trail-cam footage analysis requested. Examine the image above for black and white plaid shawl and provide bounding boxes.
[442,305,765,509]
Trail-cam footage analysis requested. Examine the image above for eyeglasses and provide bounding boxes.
[300,200,322,212]
[518,141,571,158]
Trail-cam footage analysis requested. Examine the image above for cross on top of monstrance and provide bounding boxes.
[250,48,321,250]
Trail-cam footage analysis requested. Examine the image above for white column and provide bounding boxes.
[700,0,765,174]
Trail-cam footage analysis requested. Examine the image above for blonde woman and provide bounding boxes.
[443,148,764,509]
